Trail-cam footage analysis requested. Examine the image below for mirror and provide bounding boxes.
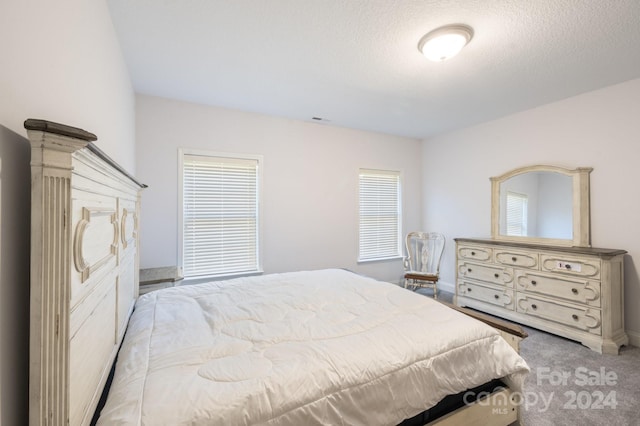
[491,165,593,247]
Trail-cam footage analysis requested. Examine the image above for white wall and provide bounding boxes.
[0,1,135,423]
[537,172,572,239]
[422,78,640,344]
[136,95,422,284]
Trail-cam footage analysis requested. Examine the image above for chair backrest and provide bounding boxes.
[404,232,445,275]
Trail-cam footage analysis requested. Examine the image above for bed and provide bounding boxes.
[98,269,528,425]
[26,119,529,426]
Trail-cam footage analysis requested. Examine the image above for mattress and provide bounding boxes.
[97,269,529,425]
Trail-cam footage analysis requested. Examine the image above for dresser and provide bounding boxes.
[454,238,628,354]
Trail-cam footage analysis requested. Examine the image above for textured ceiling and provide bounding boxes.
[107,0,640,139]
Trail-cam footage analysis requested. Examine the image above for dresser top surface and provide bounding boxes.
[454,238,627,258]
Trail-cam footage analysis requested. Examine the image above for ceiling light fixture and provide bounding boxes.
[418,24,474,62]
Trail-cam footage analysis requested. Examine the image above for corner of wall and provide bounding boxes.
[0,124,31,424]
[626,329,640,349]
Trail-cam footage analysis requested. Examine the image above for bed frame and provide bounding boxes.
[427,302,527,425]
[26,119,525,426]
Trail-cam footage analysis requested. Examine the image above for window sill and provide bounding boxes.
[357,256,403,264]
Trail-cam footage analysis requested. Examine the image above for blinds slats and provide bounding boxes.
[182,154,260,278]
[358,170,401,261]
[506,191,528,236]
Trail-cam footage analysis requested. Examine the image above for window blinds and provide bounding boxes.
[182,154,260,278]
[358,169,401,261]
[506,191,528,236]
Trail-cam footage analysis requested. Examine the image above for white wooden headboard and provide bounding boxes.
[25,119,146,426]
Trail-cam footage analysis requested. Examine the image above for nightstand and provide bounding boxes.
[139,266,183,295]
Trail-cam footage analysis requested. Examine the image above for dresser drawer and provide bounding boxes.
[516,294,601,335]
[457,244,492,262]
[495,249,538,269]
[458,261,514,287]
[515,271,601,307]
[540,254,600,278]
[459,282,515,310]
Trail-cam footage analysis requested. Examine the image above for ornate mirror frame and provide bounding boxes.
[490,165,593,247]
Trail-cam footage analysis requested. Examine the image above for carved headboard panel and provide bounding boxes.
[25,119,146,426]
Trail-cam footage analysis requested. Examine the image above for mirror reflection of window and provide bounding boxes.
[498,171,572,240]
[506,192,528,236]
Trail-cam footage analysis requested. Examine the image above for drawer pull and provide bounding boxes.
[572,288,579,294]
[471,251,476,255]
[531,304,537,310]
[494,273,500,278]
[467,268,472,272]
[467,288,472,292]
[511,256,517,262]
[531,280,537,285]
[494,294,499,300]
[572,314,579,320]
[565,264,572,270]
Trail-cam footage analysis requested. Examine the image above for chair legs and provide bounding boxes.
[404,278,438,299]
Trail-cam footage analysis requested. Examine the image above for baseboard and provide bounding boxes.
[627,329,640,348]
[438,280,455,294]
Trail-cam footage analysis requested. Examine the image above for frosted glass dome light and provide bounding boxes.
[418,25,474,62]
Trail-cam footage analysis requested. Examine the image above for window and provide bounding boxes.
[180,150,262,279]
[506,191,528,236]
[358,169,402,262]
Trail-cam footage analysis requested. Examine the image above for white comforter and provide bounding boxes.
[98,269,529,425]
